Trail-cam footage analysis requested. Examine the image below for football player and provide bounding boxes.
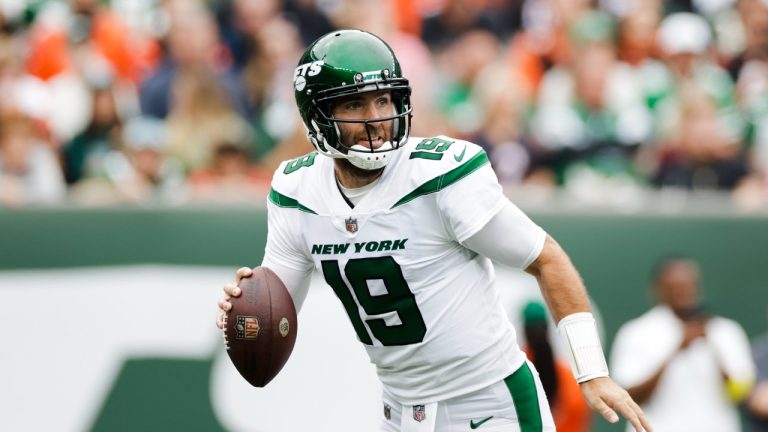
[217,29,651,432]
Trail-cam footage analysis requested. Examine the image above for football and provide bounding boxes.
[223,266,298,387]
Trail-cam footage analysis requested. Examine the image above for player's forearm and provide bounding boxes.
[528,236,610,383]
[526,235,591,322]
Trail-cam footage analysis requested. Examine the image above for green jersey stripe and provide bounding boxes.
[268,188,318,214]
[391,150,490,208]
[505,362,544,432]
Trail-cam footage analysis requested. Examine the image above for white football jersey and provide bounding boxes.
[264,136,545,404]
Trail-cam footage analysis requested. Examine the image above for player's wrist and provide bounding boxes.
[577,375,611,386]
[557,312,610,383]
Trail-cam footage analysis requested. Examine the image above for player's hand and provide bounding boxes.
[580,377,652,432]
[216,267,253,329]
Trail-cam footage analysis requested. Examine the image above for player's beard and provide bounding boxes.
[334,157,384,187]
[333,121,391,186]
[338,120,393,153]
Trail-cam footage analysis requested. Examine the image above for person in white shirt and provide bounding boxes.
[610,256,754,432]
[216,29,651,432]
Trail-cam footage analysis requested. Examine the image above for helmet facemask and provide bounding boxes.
[307,78,412,171]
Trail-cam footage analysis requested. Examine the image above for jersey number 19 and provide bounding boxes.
[321,257,427,346]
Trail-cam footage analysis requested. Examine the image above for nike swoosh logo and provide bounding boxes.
[470,416,493,429]
[454,144,467,162]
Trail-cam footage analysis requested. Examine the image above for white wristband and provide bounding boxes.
[557,312,609,383]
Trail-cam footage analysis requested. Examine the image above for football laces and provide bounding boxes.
[222,314,230,350]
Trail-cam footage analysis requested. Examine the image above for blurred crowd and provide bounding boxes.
[2,0,768,208]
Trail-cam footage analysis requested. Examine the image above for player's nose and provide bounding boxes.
[364,101,388,120]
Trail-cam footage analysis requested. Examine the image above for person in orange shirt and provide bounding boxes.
[522,301,593,432]
[26,0,159,82]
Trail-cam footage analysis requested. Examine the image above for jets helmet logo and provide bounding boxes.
[294,60,324,91]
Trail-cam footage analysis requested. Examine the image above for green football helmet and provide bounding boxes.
[294,29,413,170]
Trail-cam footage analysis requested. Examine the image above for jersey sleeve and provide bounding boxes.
[436,152,507,243]
[461,199,546,269]
[710,318,756,384]
[262,200,315,312]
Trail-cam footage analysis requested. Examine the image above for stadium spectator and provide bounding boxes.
[240,15,304,160]
[165,66,253,172]
[748,307,768,431]
[615,0,662,67]
[187,142,271,203]
[651,87,750,189]
[0,113,66,206]
[470,81,532,184]
[214,0,282,72]
[26,0,157,83]
[529,11,652,189]
[729,0,768,207]
[727,0,768,82]
[281,0,335,46]
[521,301,592,432]
[63,82,123,184]
[139,1,248,119]
[25,0,155,142]
[431,29,502,137]
[419,0,499,52]
[0,36,50,125]
[650,13,744,171]
[118,116,185,203]
[610,256,755,432]
[517,0,594,69]
[69,115,184,205]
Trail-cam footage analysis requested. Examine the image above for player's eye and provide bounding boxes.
[343,101,363,111]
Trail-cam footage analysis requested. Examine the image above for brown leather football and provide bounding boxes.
[223,266,297,387]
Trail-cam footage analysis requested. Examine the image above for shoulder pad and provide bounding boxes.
[269,152,325,213]
[272,151,320,190]
[399,135,488,182]
[379,136,490,209]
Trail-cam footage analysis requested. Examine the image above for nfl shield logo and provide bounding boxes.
[235,316,260,339]
[383,403,391,420]
[345,217,358,233]
[413,405,425,422]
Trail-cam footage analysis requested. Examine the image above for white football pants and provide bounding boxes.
[380,360,556,432]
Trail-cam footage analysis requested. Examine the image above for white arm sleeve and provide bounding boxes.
[261,256,313,313]
[437,157,507,242]
[462,199,547,269]
[261,201,315,312]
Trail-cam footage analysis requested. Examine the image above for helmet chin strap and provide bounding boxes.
[342,111,398,170]
[307,119,399,171]
[346,142,394,170]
